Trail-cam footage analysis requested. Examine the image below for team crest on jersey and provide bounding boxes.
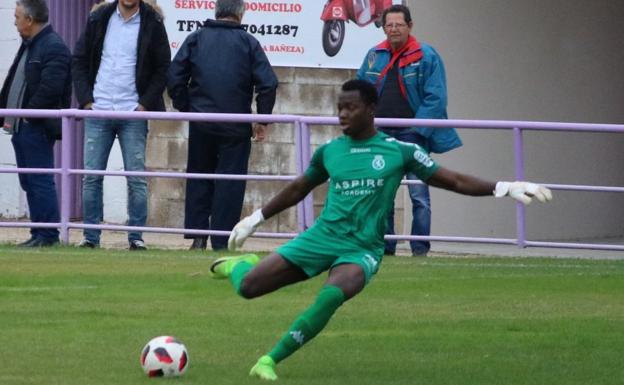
[372,155,385,170]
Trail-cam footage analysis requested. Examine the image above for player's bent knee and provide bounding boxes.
[237,276,262,299]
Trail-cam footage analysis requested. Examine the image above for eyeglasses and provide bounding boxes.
[384,23,408,30]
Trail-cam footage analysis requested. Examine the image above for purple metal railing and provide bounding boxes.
[1,108,623,252]
[49,0,98,219]
[513,127,526,248]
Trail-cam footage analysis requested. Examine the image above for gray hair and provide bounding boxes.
[215,0,245,20]
[16,0,49,23]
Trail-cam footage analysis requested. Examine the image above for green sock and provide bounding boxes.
[268,285,345,363]
[230,261,254,296]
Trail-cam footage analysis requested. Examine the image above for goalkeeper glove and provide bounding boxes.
[228,209,265,250]
[494,181,553,205]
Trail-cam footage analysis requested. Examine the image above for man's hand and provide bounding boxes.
[494,181,553,205]
[228,209,265,250]
[252,123,268,142]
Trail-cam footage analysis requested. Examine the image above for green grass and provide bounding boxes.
[1,245,623,385]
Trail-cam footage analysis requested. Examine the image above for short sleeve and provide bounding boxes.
[304,144,329,184]
[401,142,440,181]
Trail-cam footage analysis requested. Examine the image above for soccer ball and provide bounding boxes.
[140,336,189,377]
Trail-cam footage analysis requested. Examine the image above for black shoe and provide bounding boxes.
[384,249,396,256]
[24,237,59,247]
[129,240,147,251]
[17,237,38,247]
[189,237,207,250]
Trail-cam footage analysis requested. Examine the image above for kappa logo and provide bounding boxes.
[413,150,434,167]
[290,330,305,345]
[363,254,378,271]
[372,155,385,170]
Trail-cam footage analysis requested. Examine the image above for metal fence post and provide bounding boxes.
[59,114,73,244]
[513,126,526,248]
[294,120,306,232]
[300,122,314,228]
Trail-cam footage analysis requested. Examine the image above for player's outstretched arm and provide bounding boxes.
[228,175,320,250]
[427,167,553,205]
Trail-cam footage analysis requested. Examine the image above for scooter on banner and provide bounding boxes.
[320,0,401,57]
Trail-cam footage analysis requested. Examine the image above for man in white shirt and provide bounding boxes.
[72,0,170,250]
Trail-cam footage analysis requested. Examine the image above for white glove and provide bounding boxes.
[228,209,265,250]
[494,181,553,205]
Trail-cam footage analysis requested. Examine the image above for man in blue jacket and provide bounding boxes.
[357,4,462,256]
[0,0,71,247]
[167,0,278,251]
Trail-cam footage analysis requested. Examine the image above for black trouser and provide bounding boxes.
[184,127,251,250]
[11,121,60,241]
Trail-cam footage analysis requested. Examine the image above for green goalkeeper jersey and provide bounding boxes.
[304,131,439,252]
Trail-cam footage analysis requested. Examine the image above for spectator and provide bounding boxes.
[167,0,278,251]
[357,4,462,256]
[72,0,170,250]
[0,0,71,247]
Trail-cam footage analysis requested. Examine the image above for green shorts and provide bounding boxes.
[276,225,383,284]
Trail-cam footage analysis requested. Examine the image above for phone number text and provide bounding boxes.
[241,24,299,37]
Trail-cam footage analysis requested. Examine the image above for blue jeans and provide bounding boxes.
[11,121,60,241]
[380,128,431,255]
[82,118,147,244]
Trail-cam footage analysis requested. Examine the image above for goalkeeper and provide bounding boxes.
[210,79,552,381]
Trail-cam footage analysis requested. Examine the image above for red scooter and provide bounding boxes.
[320,0,395,57]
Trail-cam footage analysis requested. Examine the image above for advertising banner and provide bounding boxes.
[161,0,403,69]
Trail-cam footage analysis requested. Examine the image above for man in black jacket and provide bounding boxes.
[167,0,278,251]
[73,0,170,250]
[0,0,71,247]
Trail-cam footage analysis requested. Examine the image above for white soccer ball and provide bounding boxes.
[140,336,189,377]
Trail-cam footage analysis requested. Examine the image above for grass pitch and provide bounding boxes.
[1,245,623,385]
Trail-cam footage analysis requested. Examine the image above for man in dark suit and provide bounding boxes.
[167,0,278,251]
[0,0,71,247]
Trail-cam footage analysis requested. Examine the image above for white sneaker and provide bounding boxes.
[78,239,98,249]
[129,240,147,251]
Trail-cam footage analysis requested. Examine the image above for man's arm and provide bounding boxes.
[427,167,495,196]
[26,43,71,109]
[355,51,370,81]
[166,35,194,112]
[72,23,94,109]
[413,51,448,138]
[249,40,278,141]
[138,21,170,110]
[251,41,278,116]
[261,175,318,219]
[427,167,552,204]
[227,175,320,250]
